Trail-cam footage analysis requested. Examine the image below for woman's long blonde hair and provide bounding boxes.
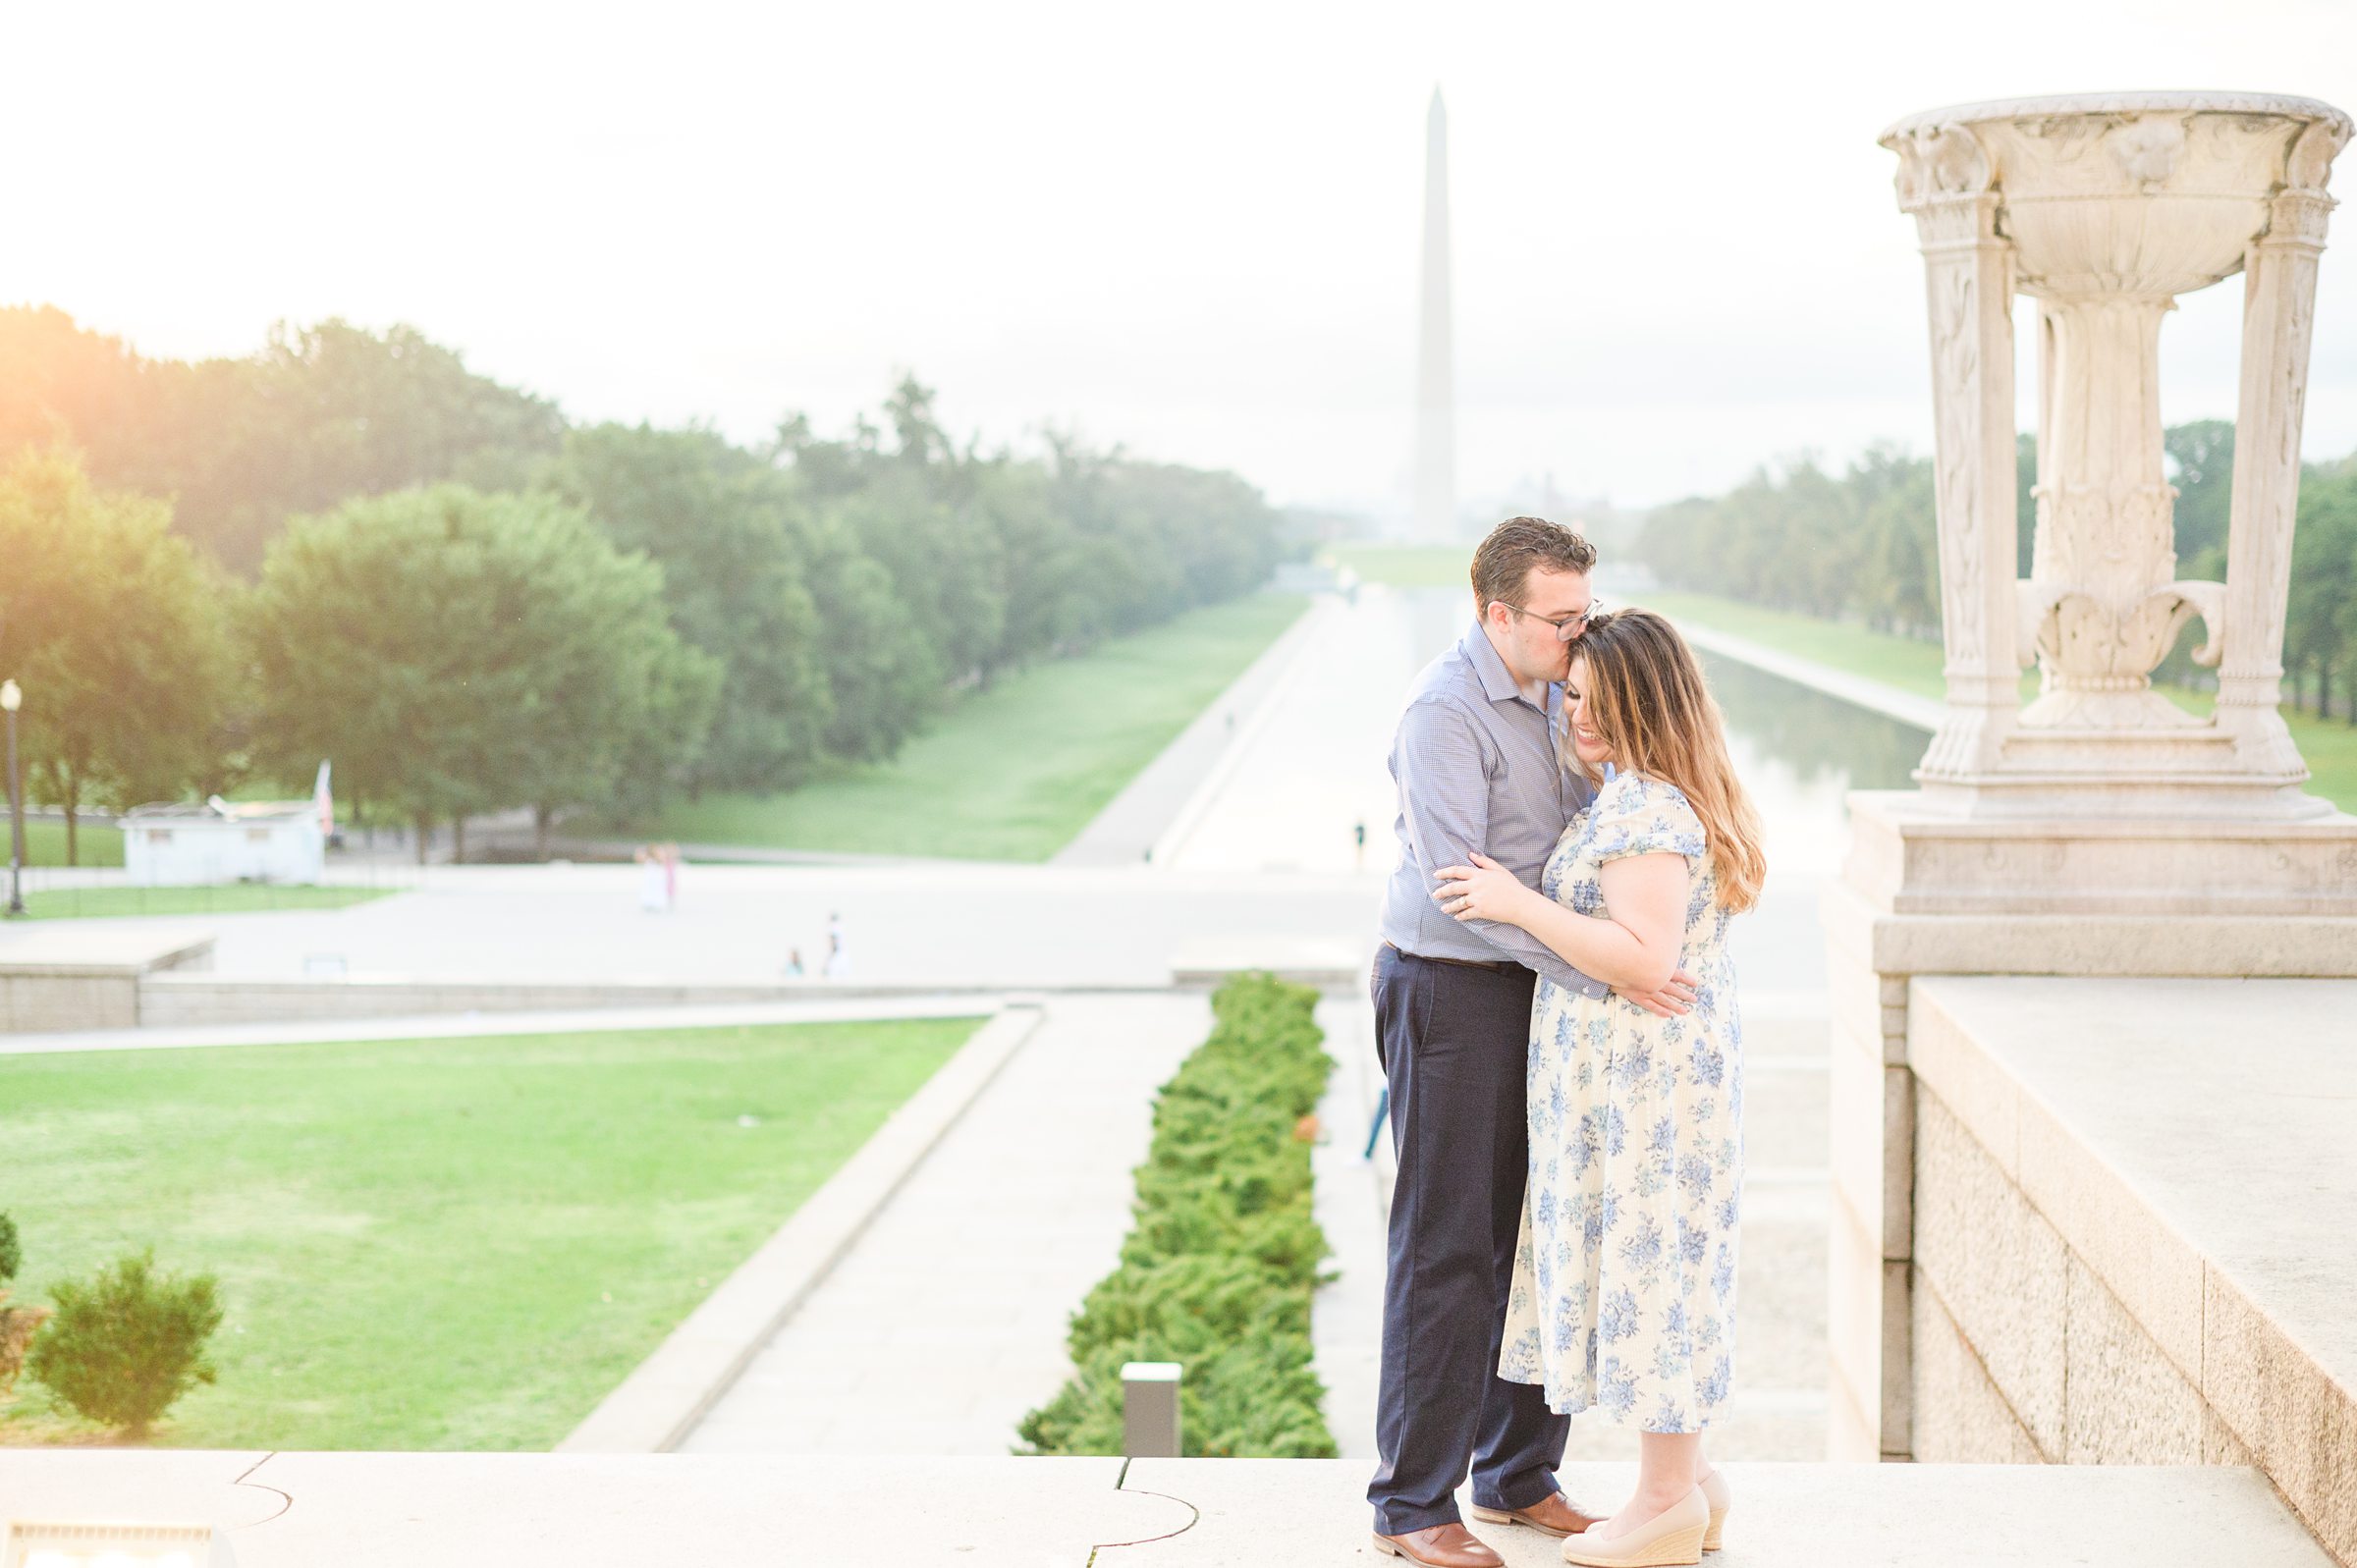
[1564,608,1767,913]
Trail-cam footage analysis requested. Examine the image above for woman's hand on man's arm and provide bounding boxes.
[1435,849,1695,1009]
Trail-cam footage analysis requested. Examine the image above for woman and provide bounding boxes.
[1434,609,1764,1568]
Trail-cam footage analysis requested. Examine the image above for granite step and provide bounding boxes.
[0,1450,2332,1566]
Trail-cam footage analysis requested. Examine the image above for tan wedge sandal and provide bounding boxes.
[1559,1487,1709,1568]
[1697,1468,1730,1552]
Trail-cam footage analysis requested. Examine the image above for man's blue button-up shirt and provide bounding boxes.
[1378,620,1607,1000]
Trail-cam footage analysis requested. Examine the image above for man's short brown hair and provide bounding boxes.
[1470,516,1597,613]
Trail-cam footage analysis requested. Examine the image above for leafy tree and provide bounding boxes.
[792,512,947,762]
[972,459,1090,666]
[817,469,1005,689]
[3,315,1295,839]
[0,449,235,862]
[0,308,564,574]
[2288,466,2357,720]
[479,500,721,850]
[779,377,1012,690]
[1856,454,1940,636]
[551,424,833,791]
[2165,419,2236,567]
[247,485,705,859]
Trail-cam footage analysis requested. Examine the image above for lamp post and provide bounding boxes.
[2,678,23,917]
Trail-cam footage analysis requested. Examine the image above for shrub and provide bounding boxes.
[27,1249,223,1436]
[1017,973,1338,1457]
[0,1212,45,1396]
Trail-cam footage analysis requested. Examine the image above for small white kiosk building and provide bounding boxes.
[121,798,326,886]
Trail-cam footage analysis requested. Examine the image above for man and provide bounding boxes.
[1369,516,1695,1568]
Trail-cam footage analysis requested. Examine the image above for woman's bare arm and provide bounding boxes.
[1434,850,1688,994]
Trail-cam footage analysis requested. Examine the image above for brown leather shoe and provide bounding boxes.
[1372,1523,1506,1568]
[1469,1491,1607,1539]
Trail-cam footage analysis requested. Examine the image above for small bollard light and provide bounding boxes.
[1120,1360,1182,1458]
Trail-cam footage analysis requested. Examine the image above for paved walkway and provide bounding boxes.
[679,992,1209,1454]
[0,994,1006,1057]
[25,861,1374,989]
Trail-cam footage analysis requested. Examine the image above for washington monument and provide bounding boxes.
[1414,86,1455,539]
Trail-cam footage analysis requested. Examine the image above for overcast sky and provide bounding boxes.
[12,0,2357,519]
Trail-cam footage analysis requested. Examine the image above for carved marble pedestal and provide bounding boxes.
[1830,92,2357,1463]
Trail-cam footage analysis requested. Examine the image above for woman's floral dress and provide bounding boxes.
[1498,771,1744,1433]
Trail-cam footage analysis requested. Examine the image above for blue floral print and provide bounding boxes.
[1498,771,1745,1433]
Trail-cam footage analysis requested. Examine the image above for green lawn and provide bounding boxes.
[1321,542,1479,589]
[1642,591,1954,702]
[636,593,1308,860]
[0,1017,979,1449]
[18,820,125,869]
[16,885,393,921]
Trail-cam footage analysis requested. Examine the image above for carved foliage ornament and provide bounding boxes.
[2109,116,2185,188]
[2287,115,2351,192]
[1890,122,1993,211]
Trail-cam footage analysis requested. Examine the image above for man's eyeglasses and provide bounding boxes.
[1501,598,1606,641]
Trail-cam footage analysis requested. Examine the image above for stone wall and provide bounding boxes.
[0,971,140,1032]
[1902,978,2355,1566]
[1912,1090,2216,1464]
[0,928,212,1032]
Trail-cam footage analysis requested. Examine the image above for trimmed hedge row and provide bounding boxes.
[1016,974,1339,1458]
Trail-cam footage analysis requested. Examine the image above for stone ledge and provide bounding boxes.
[1821,877,2357,979]
[0,923,216,977]
[0,926,218,1034]
[129,975,1186,1034]
[1908,975,2357,1563]
[0,1451,2332,1566]
[557,1002,1044,1453]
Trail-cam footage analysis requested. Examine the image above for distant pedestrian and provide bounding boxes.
[661,842,681,910]
[1354,818,1368,871]
[784,947,805,978]
[635,846,666,914]
[824,911,850,978]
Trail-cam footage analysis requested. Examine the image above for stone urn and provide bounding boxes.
[1880,93,2352,819]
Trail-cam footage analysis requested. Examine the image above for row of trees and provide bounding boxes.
[1637,419,2357,721]
[0,311,1291,860]
[0,306,563,575]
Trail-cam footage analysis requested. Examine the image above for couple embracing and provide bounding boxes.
[1369,516,1765,1568]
